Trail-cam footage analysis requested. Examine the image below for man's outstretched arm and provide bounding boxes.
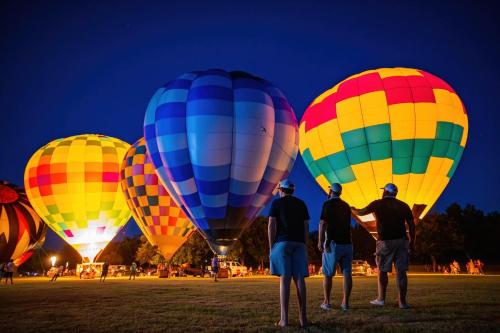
[351,202,374,216]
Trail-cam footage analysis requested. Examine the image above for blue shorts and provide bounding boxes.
[322,243,353,277]
[270,241,309,278]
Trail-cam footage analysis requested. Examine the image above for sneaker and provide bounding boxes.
[399,303,410,309]
[370,299,385,306]
[320,303,332,311]
[340,304,349,312]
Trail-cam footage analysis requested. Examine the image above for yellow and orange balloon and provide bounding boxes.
[24,134,132,262]
[299,68,468,236]
[120,138,195,260]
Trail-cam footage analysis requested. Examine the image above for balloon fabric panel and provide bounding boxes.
[24,134,131,261]
[120,138,195,260]
[299,68,468,236]
[144,70,298,254]
[0,181,46,264]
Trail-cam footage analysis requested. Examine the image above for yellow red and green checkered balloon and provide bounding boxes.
[120,138,195,260]
[299,68,468,236]
[24,134,132,262]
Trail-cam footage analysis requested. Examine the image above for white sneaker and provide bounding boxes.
[340,304,349,312]
[370,299,385,306]
[320,303,332,311]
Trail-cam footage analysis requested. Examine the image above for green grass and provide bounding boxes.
[1,275,499,332]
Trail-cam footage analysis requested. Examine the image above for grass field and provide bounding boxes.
[1,275,499,332]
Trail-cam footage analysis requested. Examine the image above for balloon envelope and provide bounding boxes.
[0,181,47,265]
[24,134,132,262]
[120,138,195,260]
[144,69,299,254]
[299,68,468,236]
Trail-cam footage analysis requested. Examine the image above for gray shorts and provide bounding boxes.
[375,238,409,273]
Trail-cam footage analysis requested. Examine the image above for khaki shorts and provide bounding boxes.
[375,238,409,273]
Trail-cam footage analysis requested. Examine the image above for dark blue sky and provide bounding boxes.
[1,1,499,241]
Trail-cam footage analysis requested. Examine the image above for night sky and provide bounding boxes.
[1,1,499,245]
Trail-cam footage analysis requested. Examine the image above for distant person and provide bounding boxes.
[475,259,484,275]
[0,262,5,280]
[100,261,109,282]
[4,259,14,284]
[51,266,63,282]
[318,183,353,312]
[351,183,415,309]
[129,262,138,280]
[211,255,219,282]
[268,180,310,328]
[451,260,460,274]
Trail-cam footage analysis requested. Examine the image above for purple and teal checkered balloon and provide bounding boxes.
[144,69,299,255]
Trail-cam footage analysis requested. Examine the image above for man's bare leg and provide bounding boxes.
[278,275,292,327]
[342,273,352,307]
[293,276,308,327]
[377,271,388,301]
[396,271,409,308]
[323,276,332,305]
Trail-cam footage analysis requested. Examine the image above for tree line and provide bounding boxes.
[20,203,500,272]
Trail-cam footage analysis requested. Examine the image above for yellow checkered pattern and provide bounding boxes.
[24,134,131,261]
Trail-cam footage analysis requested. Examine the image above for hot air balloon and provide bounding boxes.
[144,69,299,254]
[299,68,468,237]
[24,134,132,262]
[120,138,196,260]
[0,181,47,266]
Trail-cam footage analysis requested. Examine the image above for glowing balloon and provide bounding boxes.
[144,69,298,254]
[120,138,195,260]
[299,68,468,236]
[24,134,132,262]
[0,181,47,265]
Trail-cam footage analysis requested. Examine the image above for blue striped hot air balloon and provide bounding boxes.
[144,69,298,255]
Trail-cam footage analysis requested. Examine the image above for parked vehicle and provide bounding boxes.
[351,260,372,276]
[181,263,205,277]
[221,261,248,277]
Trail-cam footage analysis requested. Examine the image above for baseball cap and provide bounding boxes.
[381,183,398,195]
[278,179,295,190]
[329,183,342,194]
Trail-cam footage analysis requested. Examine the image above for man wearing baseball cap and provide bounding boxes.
[351,183,415,309]
[268,179,310,328]
[318,183,353,312]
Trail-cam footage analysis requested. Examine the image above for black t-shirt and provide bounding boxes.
[358,197,413,240]
[320,198,352,245]
[269,195,310,243]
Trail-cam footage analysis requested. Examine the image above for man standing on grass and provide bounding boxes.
[351,183,415,309]
[211,254,219,282]
[268,180,310,328]
[100,261,109,282]
[129,261,138,280]
[4,259,14,284]
[318,183,353,312]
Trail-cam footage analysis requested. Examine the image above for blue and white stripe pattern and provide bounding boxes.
[144,69,298,254]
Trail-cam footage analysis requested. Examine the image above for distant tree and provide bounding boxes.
[239,217,269,268]
[170,231,212,266]
[98,249,123,265]
[227,239,245,264]
[307,231,321,265]
[351,223,376,264]
[135,236,164,267]
[98,236,141,265]
[414,212,464,270]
